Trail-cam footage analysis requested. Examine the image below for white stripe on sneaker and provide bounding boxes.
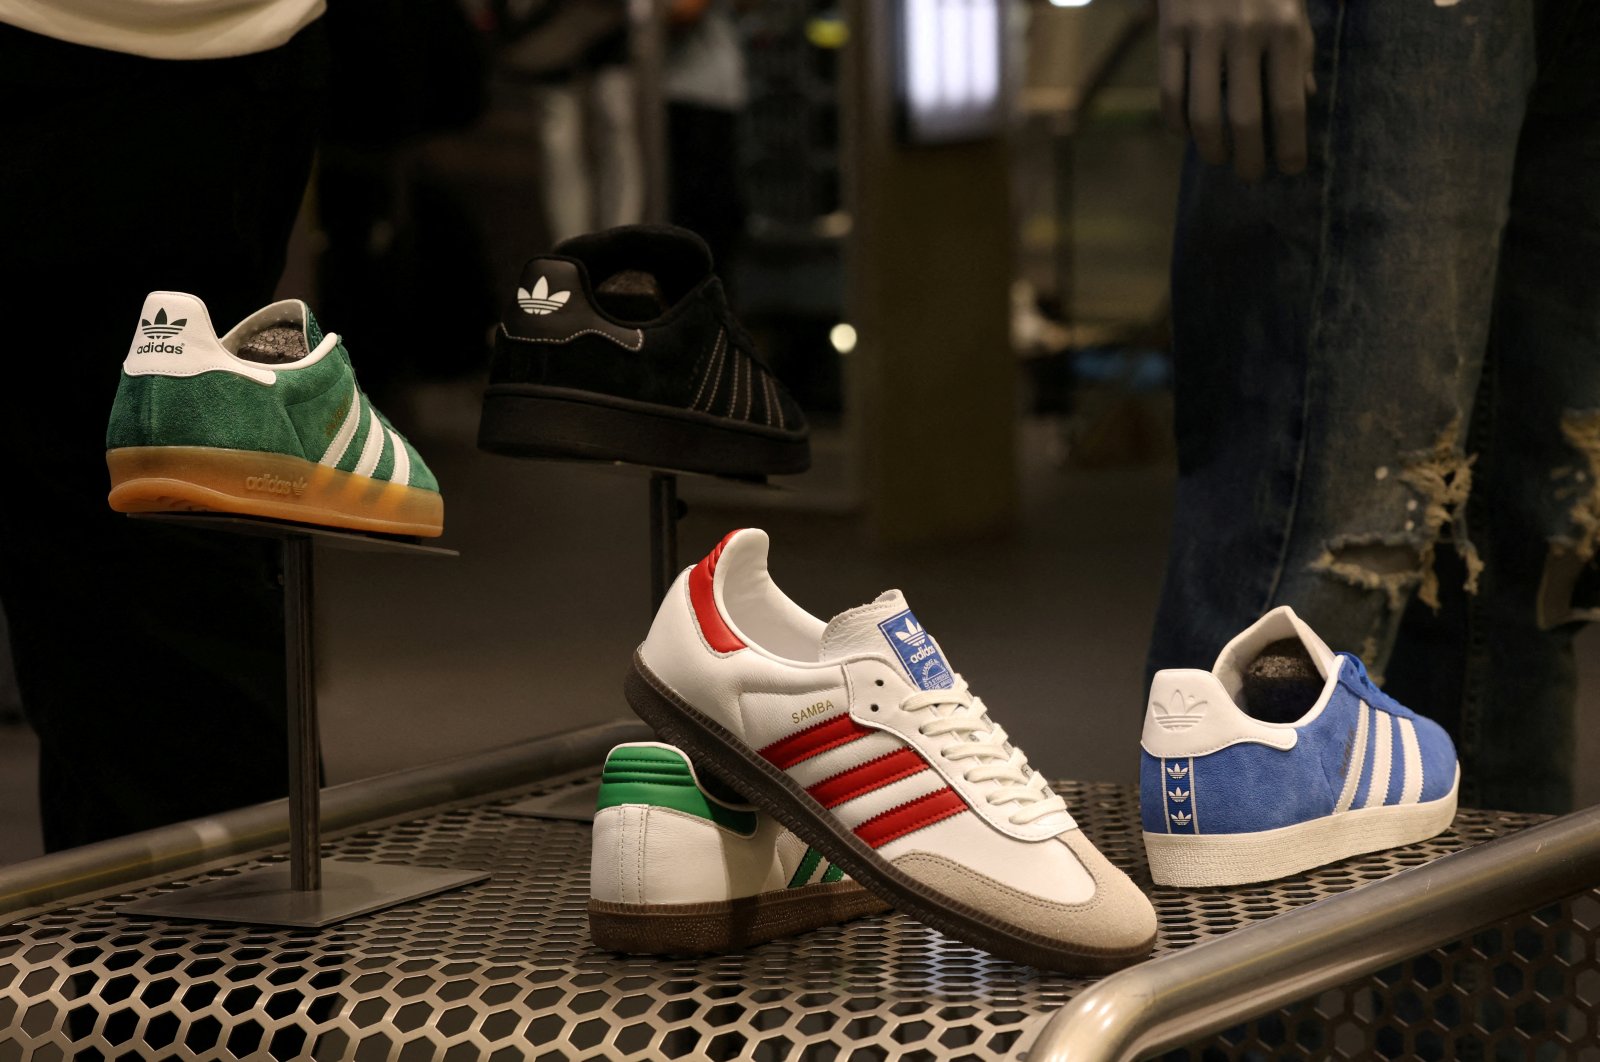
[386,428,410,487]
[353,405,385,477]
[319,384,363,468]
[782,732,906,790]
[1364,711,1393,809]
[1398,717,1424,805]
[1335,701,1371,814]
[826,771,949,832]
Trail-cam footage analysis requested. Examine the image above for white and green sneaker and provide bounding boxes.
[589,743,891,954]
[106,292,443,537]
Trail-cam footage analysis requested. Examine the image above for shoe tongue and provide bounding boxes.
[231,300,321,365]
[820,591,956,691]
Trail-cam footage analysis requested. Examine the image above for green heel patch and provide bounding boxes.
[597,746,758,835]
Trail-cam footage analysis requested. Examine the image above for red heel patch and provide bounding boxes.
[690,530,746,653]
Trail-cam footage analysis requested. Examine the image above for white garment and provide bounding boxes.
[0,0,325,59]
[534,67,645,244]
[664,6,747,110]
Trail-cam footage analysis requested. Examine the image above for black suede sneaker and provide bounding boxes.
[479,225,810,477]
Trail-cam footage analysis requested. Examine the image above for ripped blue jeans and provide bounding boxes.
[1148,0,1600,813]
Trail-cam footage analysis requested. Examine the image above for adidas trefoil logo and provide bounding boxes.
[1167,787,1189,802]
[895,618,927,647]
[1166,763,1189,780]
[140,307,186,338]
[516,276,571,315]
[1152,690,1207,732]
[1170,811,1192,827]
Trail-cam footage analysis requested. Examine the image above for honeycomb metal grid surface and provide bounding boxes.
[1167,892,1600,1062]
[0,775,1560,1062]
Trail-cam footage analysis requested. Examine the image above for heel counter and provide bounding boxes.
[110,292,298,454]
[590,805,647,904]
[105,370,153,450]
[493,258,646,387]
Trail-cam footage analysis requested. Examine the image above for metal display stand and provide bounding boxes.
[117,513,488,928]
[4,735,1594,1061]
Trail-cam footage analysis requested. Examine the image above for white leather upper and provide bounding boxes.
[877,812,1096,904]
[840,657,1077,841]
[122,292,342,386]
[590,804,791,905]
[1141,606,1342,759]
[123,292,277,386]
[635,528,1093,912]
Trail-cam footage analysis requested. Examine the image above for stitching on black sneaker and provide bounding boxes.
[691,328,725,412]
[702,330,728,414]
[497,323,645,352]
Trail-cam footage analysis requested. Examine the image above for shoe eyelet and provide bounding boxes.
[875,679,884,687]
[869,704,879,712]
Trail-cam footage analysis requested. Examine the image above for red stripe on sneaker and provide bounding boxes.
[854,788,968,848]
[759,714,873,769]
[806,747,929,809]
[689,530,745,653]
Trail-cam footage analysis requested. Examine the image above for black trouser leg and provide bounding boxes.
[0,24,327,850]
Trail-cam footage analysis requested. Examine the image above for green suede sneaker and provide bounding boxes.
[107,292,443,537]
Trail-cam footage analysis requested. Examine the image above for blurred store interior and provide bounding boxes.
[1,0,1595,862]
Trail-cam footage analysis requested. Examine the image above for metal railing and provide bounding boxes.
[0,718,649,921]
[1024,804,1600,1061]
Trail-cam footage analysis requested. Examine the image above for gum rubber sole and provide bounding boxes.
[1143,774,1460,888]
[588,881,891,955]
[108,446,444,538]
[479,385,810,478]
[625,653,1154,974]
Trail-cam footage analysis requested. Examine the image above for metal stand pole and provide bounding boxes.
[118,512,487,928]
[631,0,670,223]
[648,472,679,611]
[282,535,320,892]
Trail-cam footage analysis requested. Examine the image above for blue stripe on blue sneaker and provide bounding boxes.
[1353,705,1380,809]
[1385,715,1407,806]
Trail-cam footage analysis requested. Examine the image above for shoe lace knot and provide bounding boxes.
[900,676,1069,827]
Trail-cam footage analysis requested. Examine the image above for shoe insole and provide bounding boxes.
[1239,637,1323,724]
[595,269,669,321]
[237,324,309,364]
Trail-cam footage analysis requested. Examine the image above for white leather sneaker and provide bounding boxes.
[624,529,1156,972]
[588,742,889,954]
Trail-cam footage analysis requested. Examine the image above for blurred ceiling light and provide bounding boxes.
[898,0,1002,143]
[830,324,859,355]
[1048,0,1093,6]
[805,17,849,48]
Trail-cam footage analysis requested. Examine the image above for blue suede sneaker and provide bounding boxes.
[1140,606,1459,887]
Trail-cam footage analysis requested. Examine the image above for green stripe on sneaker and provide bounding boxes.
[820,863,844,884]
[596,746,757,835]
[788,848,822,888]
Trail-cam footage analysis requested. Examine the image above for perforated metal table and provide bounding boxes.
[1,722,1596,1061]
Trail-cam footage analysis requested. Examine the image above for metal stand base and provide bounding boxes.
[120,860,489,929]
[117,512,479,927]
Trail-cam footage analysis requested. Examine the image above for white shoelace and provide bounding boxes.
[900,676,1069,826]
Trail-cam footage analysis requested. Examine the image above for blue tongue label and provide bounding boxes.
[878,609,954,690]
